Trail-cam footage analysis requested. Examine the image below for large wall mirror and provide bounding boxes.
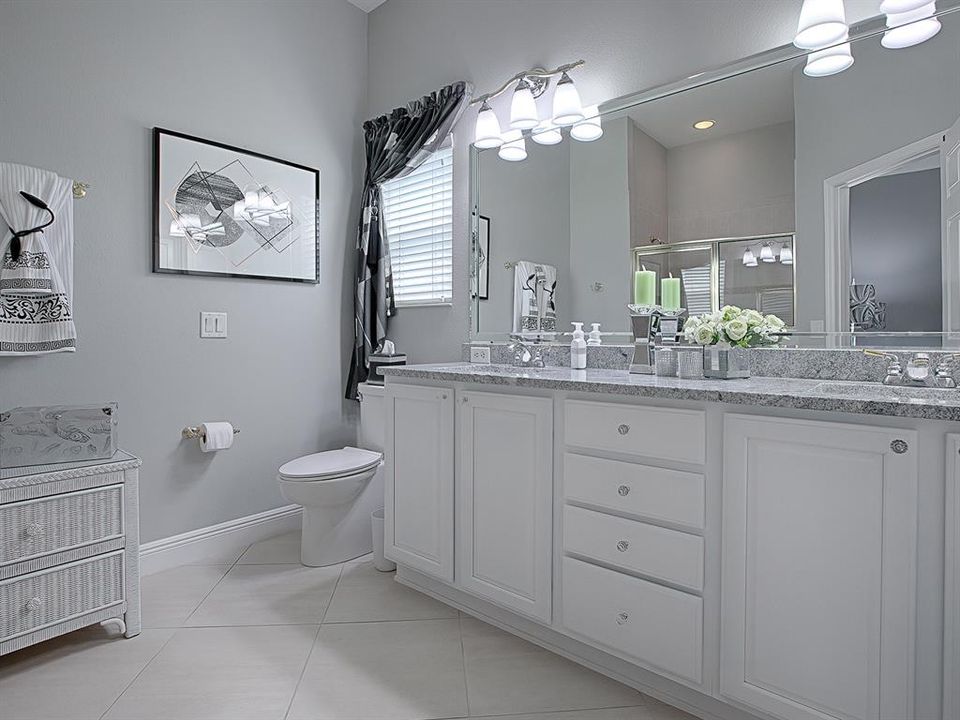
[471,6,960,347]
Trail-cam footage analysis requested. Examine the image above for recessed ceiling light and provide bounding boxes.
[693,120,715,130]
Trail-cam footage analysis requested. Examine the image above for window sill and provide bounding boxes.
[395,301,454,309]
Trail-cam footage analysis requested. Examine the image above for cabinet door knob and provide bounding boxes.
[617,484,631,497]
[617,424,630,435]
[890,439,908,454]
[616,540,630,552]
[616,612,629,625]
[25,597,43,612]
[24,523,45,539]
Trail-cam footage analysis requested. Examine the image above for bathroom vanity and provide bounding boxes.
[381,364,956,720]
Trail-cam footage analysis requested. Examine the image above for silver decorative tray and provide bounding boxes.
[0,404,118,469]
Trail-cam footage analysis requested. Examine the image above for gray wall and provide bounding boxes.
[477,141,571,334]
[367,0,880,359]
[0,0,367,542]
[629,121,669,248]
[666,122,795,242]
[794,22,960,330]
[850,169,942,333]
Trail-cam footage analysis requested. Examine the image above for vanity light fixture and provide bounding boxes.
[794,0,849,49]
[759,243,776,263]
[779,245,794,265]
[742,248,758,267]
[498,129,527,162]
[881,1,941,48]
[531,119,563,145]
[509,80,540,130]
[571,105,603,142]
[693,119,715,130]
[474,101,504,149]
[804,34,855,76]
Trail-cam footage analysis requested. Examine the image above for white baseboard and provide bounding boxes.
[139,504,302,576]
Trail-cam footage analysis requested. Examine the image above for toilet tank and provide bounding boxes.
[358,382,385,453]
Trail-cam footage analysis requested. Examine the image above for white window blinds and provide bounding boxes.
[381,146,453,306]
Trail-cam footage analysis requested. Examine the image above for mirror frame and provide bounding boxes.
[468,3,960,343]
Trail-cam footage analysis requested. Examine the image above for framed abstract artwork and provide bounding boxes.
[153,128,320,283]
[477,215,490,300]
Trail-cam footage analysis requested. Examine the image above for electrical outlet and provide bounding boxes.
[200,312,228,338]
[470,345,491,364]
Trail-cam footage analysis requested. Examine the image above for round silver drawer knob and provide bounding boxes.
[25,597,43,612]
[616,612,629,625]
[24,523,45,539]
[617,424,630,435]
[616,540,630,552]
[617,485,631,497]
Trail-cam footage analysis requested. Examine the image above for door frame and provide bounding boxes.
[823,132,944,334]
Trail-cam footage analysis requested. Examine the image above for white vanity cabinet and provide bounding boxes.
[721,415,918,720]
[456,390,553,621]
[383,384,454,582]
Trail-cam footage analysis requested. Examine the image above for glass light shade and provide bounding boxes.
[880,0,932,12]
[169,219,186,238]
[474,102,504,149]
[498,130,527,162]
[509,82,540,130]
[742,248,757,266]
[804,39,854,76]
[531,119,562,145]
[552,73,584,126]
[779,245,794,265]
[571,105,603,142]
[760,244,776,263]
[794,0,849,49]
[882,3,940,48]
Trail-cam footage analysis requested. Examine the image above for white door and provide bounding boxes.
[943,115,960,336]
[721,415,917,720]
[457,390,553,622]
[384,384,454,582]
[945,435,960,720]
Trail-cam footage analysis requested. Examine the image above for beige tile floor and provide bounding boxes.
[0,532,697,720]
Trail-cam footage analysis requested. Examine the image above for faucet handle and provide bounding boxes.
[934,354,960,388]
[864,349,902,385]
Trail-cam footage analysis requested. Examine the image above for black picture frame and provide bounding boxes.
[152,127,320,283]
[478,215,490,300]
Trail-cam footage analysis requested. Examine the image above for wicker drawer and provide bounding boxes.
[0,485,123,566]
[0,552,124,642]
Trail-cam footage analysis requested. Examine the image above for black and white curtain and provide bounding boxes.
[346,81,470,399]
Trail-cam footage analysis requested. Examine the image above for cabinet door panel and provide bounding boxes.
[721,415,917,720]
[458,391,553,622]
[384,385,454,582]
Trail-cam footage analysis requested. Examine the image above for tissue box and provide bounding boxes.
[368,353,407,385]
[0,404,119,469]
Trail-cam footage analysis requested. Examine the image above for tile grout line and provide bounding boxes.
[282,561,345,720]
[458,611,474,718]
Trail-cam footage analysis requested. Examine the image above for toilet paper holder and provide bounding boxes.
[181,425,241,441]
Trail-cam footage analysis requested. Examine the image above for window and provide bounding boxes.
[381,146,453,306]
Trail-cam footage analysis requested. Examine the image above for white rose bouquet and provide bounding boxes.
[683,306,786,348]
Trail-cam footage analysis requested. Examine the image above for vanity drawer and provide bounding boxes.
[0,486,124,566]
[564,453,704,530]
[0,552,124,642]
[564,505,703,591]
[562,556,702,684]
[564,400,705,464]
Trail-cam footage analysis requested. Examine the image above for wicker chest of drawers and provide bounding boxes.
[0,451,141,655]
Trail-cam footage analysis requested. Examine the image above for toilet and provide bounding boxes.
[277,383,385,567]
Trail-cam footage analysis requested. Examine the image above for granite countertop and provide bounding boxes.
[380,363,960,422]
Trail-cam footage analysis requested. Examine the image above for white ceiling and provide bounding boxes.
[347,0,388,12]
[626,59,798,149]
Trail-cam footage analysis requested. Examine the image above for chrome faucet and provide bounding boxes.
[508,335,545,368]
[864,350,958,387]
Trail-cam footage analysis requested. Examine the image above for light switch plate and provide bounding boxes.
[200,312,228,339]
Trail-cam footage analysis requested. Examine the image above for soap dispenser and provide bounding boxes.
[571,322,587,369]
[587,323,602,346]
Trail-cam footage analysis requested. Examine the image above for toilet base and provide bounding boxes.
[300,502,373,567]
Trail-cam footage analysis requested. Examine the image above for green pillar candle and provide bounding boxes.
[661,276,681,311]
[634,269,656,306]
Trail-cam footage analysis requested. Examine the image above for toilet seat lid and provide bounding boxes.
[278,447,382,481]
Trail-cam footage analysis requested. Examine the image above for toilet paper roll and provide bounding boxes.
[199,422,234,453]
